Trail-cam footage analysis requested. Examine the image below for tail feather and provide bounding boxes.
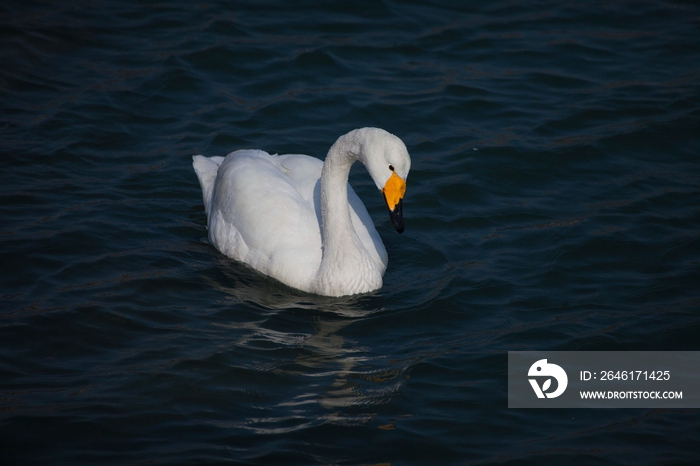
[192,155,224,216]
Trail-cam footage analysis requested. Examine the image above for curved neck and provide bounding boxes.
[319,134,360,246]
[319,133,363,255]
[313,132,381,295]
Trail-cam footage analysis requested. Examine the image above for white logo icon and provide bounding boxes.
[528,359,568,398]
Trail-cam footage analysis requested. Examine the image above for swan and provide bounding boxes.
[192,127,411,297]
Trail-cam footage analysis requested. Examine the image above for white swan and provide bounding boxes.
[192,127,411,297]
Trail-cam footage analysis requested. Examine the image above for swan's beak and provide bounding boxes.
[382,171,406,234]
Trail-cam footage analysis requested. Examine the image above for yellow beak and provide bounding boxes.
[382,171,406,233]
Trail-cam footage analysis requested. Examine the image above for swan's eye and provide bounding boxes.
[389,165,394,171]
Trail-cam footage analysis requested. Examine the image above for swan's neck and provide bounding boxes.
[313,132,382,296]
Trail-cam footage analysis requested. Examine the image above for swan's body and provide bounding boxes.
[193,128,410,297]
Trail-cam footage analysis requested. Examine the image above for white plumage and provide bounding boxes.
[193,128,410,297]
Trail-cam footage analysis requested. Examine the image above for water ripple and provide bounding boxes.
[2,0,700,464]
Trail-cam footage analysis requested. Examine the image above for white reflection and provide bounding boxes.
[200,258,407,417]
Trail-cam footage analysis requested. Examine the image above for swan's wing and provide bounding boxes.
[274,154,324,207]
[205,150,322,291]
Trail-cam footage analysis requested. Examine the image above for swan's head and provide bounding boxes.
[353,128,411,234]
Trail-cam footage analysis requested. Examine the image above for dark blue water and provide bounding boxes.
[2,0,700,464]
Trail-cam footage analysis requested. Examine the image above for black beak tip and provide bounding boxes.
[388,198,404,234]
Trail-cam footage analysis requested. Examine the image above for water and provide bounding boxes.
[2,0,700,464]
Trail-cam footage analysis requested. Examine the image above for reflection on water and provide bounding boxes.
[298,317,405,411]
[200,254,408,422]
